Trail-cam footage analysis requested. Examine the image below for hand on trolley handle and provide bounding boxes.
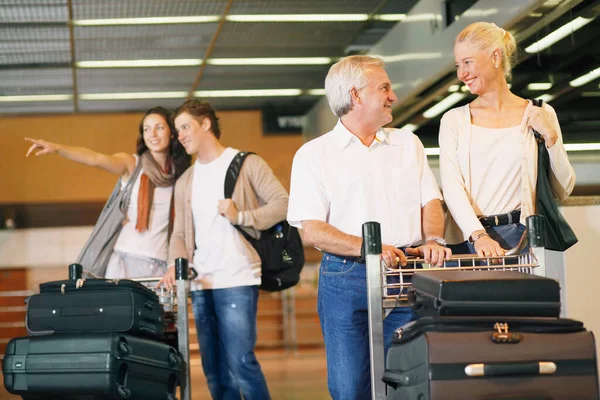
[384,244,452,268]
[157,265,198,290]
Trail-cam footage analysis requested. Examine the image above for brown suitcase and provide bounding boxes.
[384,317,599,400]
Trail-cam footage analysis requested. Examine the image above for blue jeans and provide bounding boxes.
[191,286,270,400]
[318,253,417,400]
[448,223,528,255]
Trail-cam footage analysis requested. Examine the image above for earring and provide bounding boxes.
[495,63,499,69]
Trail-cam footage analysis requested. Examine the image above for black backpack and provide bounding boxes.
[224,151,305,291]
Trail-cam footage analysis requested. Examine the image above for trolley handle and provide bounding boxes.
[82,267,198,283]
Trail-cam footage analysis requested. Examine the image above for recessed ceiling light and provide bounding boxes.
[77,58,333,68]
[207,57,332,66]
[73,14,408,26]
[569,66,600,87]
[73,16,220,26]
[423,93,466,119]
[80,92,187,100]
[525,17,594,53]
[306,89,326,96]
[537,94,555,103]
[527,83,553,90]
[563,143,600,151]
[77,59,202,68]
[378,53,442,63]
[226,14,370,22]
[0,94,72,102]
[194,89,302,97]
[448,85,460,92]
[373,14,407,21]
[401,124,419,132]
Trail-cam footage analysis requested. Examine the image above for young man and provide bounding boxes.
[287,55,451,400]
[160,100,288,399]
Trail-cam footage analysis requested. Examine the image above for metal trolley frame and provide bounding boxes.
[84,258,194,400]
[362,221,547,400]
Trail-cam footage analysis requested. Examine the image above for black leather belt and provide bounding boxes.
[478,210,521,228]
[327,253,365,264]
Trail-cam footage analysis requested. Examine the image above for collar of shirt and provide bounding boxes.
[330,120,395,151]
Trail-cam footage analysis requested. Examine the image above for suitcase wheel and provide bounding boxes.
[117,384,131,399]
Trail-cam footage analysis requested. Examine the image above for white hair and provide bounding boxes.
[324,55,385,118]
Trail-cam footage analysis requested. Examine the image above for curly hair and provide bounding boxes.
[136,106,191,179]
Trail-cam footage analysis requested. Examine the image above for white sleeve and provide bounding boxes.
[414,135,442,205]
[439,110,484,241]
[287,145,329,229]
[544,104,576,201]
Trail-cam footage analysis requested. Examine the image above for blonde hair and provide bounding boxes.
[455,22,517,80]
[324,55,385,117]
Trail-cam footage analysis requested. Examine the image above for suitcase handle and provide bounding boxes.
[381,371,408,389]
[465,361,556,377]
[60,306,103,316]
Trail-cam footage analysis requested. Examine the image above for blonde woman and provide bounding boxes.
[440,22,575,257]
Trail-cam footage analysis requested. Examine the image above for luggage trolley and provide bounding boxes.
[363,217,547,400]
[87,258,196,400]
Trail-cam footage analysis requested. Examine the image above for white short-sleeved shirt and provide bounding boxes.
[287,120,442,248]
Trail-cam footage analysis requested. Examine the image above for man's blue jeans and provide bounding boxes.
[318,253,417,400]
[191,286,270,400]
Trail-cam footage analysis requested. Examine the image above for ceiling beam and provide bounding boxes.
[187,0,234,99]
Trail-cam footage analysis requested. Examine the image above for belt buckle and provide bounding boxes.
[494,215,499,226]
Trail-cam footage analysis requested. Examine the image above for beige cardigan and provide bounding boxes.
[168,153,289,266]
[439,102,576,244]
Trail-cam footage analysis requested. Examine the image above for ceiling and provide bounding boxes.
[2,0,600,148]
[0,0,417,116]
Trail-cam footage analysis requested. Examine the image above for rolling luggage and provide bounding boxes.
[2,333,181,400]
[408,270,561,317]
[26,278,164,339]
[384,316,599,400]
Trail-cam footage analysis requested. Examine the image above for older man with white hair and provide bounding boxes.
[287,55,451,400]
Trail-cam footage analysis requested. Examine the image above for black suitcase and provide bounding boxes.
[408,270,561,317]
[26,279,164,339]
[384,316,599,400]
[2,333,181,400]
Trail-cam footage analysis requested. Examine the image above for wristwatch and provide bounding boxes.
[426,236,447,247]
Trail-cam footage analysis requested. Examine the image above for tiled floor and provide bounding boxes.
[0,348,330,400]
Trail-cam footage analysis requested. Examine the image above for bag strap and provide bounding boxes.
[119,156,144,212]
[224,151,257,240]
[224,151,254,199]
[531,99,545,143]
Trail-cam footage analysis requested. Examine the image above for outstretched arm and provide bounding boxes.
[25,137,136,177]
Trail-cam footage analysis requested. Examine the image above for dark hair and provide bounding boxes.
[136,106,191,179]
[174,99,221,139]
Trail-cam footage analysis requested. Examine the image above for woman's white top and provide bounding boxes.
[469,124,522,217]
[113,155,173,261]
[439,102,576,243]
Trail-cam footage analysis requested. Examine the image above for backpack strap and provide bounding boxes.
[224,151,255,199]
[224,151,258,244]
